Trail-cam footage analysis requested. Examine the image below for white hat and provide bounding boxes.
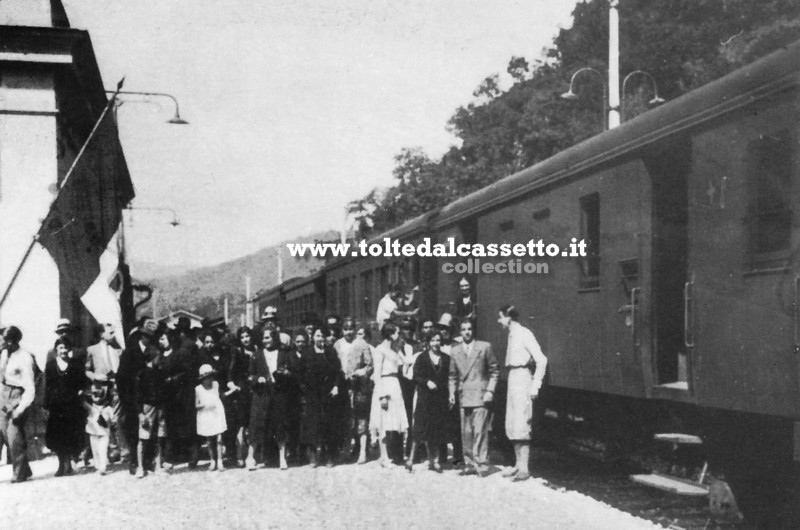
[197,364,216,381]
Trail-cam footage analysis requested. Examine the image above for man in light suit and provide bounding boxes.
[85,323,124,462]
[449,320,499,477]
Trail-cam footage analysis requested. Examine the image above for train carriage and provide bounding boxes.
[314,212,440,334]
[433,38,800,525]
[262,39,800,525]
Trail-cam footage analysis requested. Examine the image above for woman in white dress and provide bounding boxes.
[498,304,547,482]
[196,364,227,471]
[369,322,409,467]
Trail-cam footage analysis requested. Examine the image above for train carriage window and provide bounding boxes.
[328,281,337,315]
[340,278,350,317]
[579,193,601,289]
[746,130,792,262]
[378,266,389,299]
[361,271,372,319]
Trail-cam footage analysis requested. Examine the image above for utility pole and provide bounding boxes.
[277,246,283,285]
[245,275,253,327]
[608,0,621,129]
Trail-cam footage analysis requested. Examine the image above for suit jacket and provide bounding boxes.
[448,339,499,408]
[117,341,157,411]
[334,337,374,382]
[86,341,121,383]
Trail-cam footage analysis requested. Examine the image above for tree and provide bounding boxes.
[348,0,800,236]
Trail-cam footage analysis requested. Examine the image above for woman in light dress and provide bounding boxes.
[369,322,409,468]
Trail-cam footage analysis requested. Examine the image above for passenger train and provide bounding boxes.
[254,40,800,526]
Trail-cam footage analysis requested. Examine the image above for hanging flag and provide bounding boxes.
[80,224,126,348]
[36,95,135,338]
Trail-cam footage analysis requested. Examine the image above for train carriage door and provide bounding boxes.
[645,140,692,393]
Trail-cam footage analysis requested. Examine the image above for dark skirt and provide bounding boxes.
[412,387,449,446]
[248,388,271,444]
[300,390,342,447]
[267,382,293,443]
[164,385,196,441]
[45,400,86,454]
[224,387,251,432]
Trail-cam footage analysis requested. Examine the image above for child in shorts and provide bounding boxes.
[134,349,166,478]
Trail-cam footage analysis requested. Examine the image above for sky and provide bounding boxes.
[62,0,578,270]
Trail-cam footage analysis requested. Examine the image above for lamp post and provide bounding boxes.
[622,70,666,106]
[105,90,189,125]
[562,68,665,130]
[108,89,189,334]
[561,67,608,131]
[608,0,621,129]
[561,0,665,130]
[118,206,181,333]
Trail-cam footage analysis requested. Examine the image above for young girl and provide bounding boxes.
[195,364,227,471]
[85,385,113,475]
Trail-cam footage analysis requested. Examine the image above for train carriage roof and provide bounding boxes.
[434,39,800,228]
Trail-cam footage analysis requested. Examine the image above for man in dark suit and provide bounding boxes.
[449,320,499,477]
[117,318,159,474]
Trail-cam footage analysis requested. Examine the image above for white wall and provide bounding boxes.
[0,70,61,363]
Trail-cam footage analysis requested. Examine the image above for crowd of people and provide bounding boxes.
[0,278,547,485]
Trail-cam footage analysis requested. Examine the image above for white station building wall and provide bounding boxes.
[0,69,62,363]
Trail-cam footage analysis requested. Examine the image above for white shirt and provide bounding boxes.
[506,321,548,390]
[376,294,398,326]
[0,347,36,413]
[264,348,279,378]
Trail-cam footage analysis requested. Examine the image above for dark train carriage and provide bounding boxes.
[434,40,800,524]
[324,212,439,329]
[251,283,285,324]
[251,272,325,333]
[280,272,326,331]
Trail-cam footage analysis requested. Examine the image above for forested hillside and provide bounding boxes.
[134,230,338,322]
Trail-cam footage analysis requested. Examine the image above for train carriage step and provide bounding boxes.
[653,433,703,445]
[629,472,709,497]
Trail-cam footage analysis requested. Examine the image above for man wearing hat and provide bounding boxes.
[86,323,125,463]
[117,318,160,474]
[261,306,290,346]
[46,318,85,365]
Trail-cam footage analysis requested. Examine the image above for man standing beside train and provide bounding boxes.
[449,320,499,477]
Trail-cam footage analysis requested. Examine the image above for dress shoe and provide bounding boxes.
[478,469,491,478]
[429,462,443,474]
[502,467,518,478]
[459,467,478,476]
[512,472,530,482]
